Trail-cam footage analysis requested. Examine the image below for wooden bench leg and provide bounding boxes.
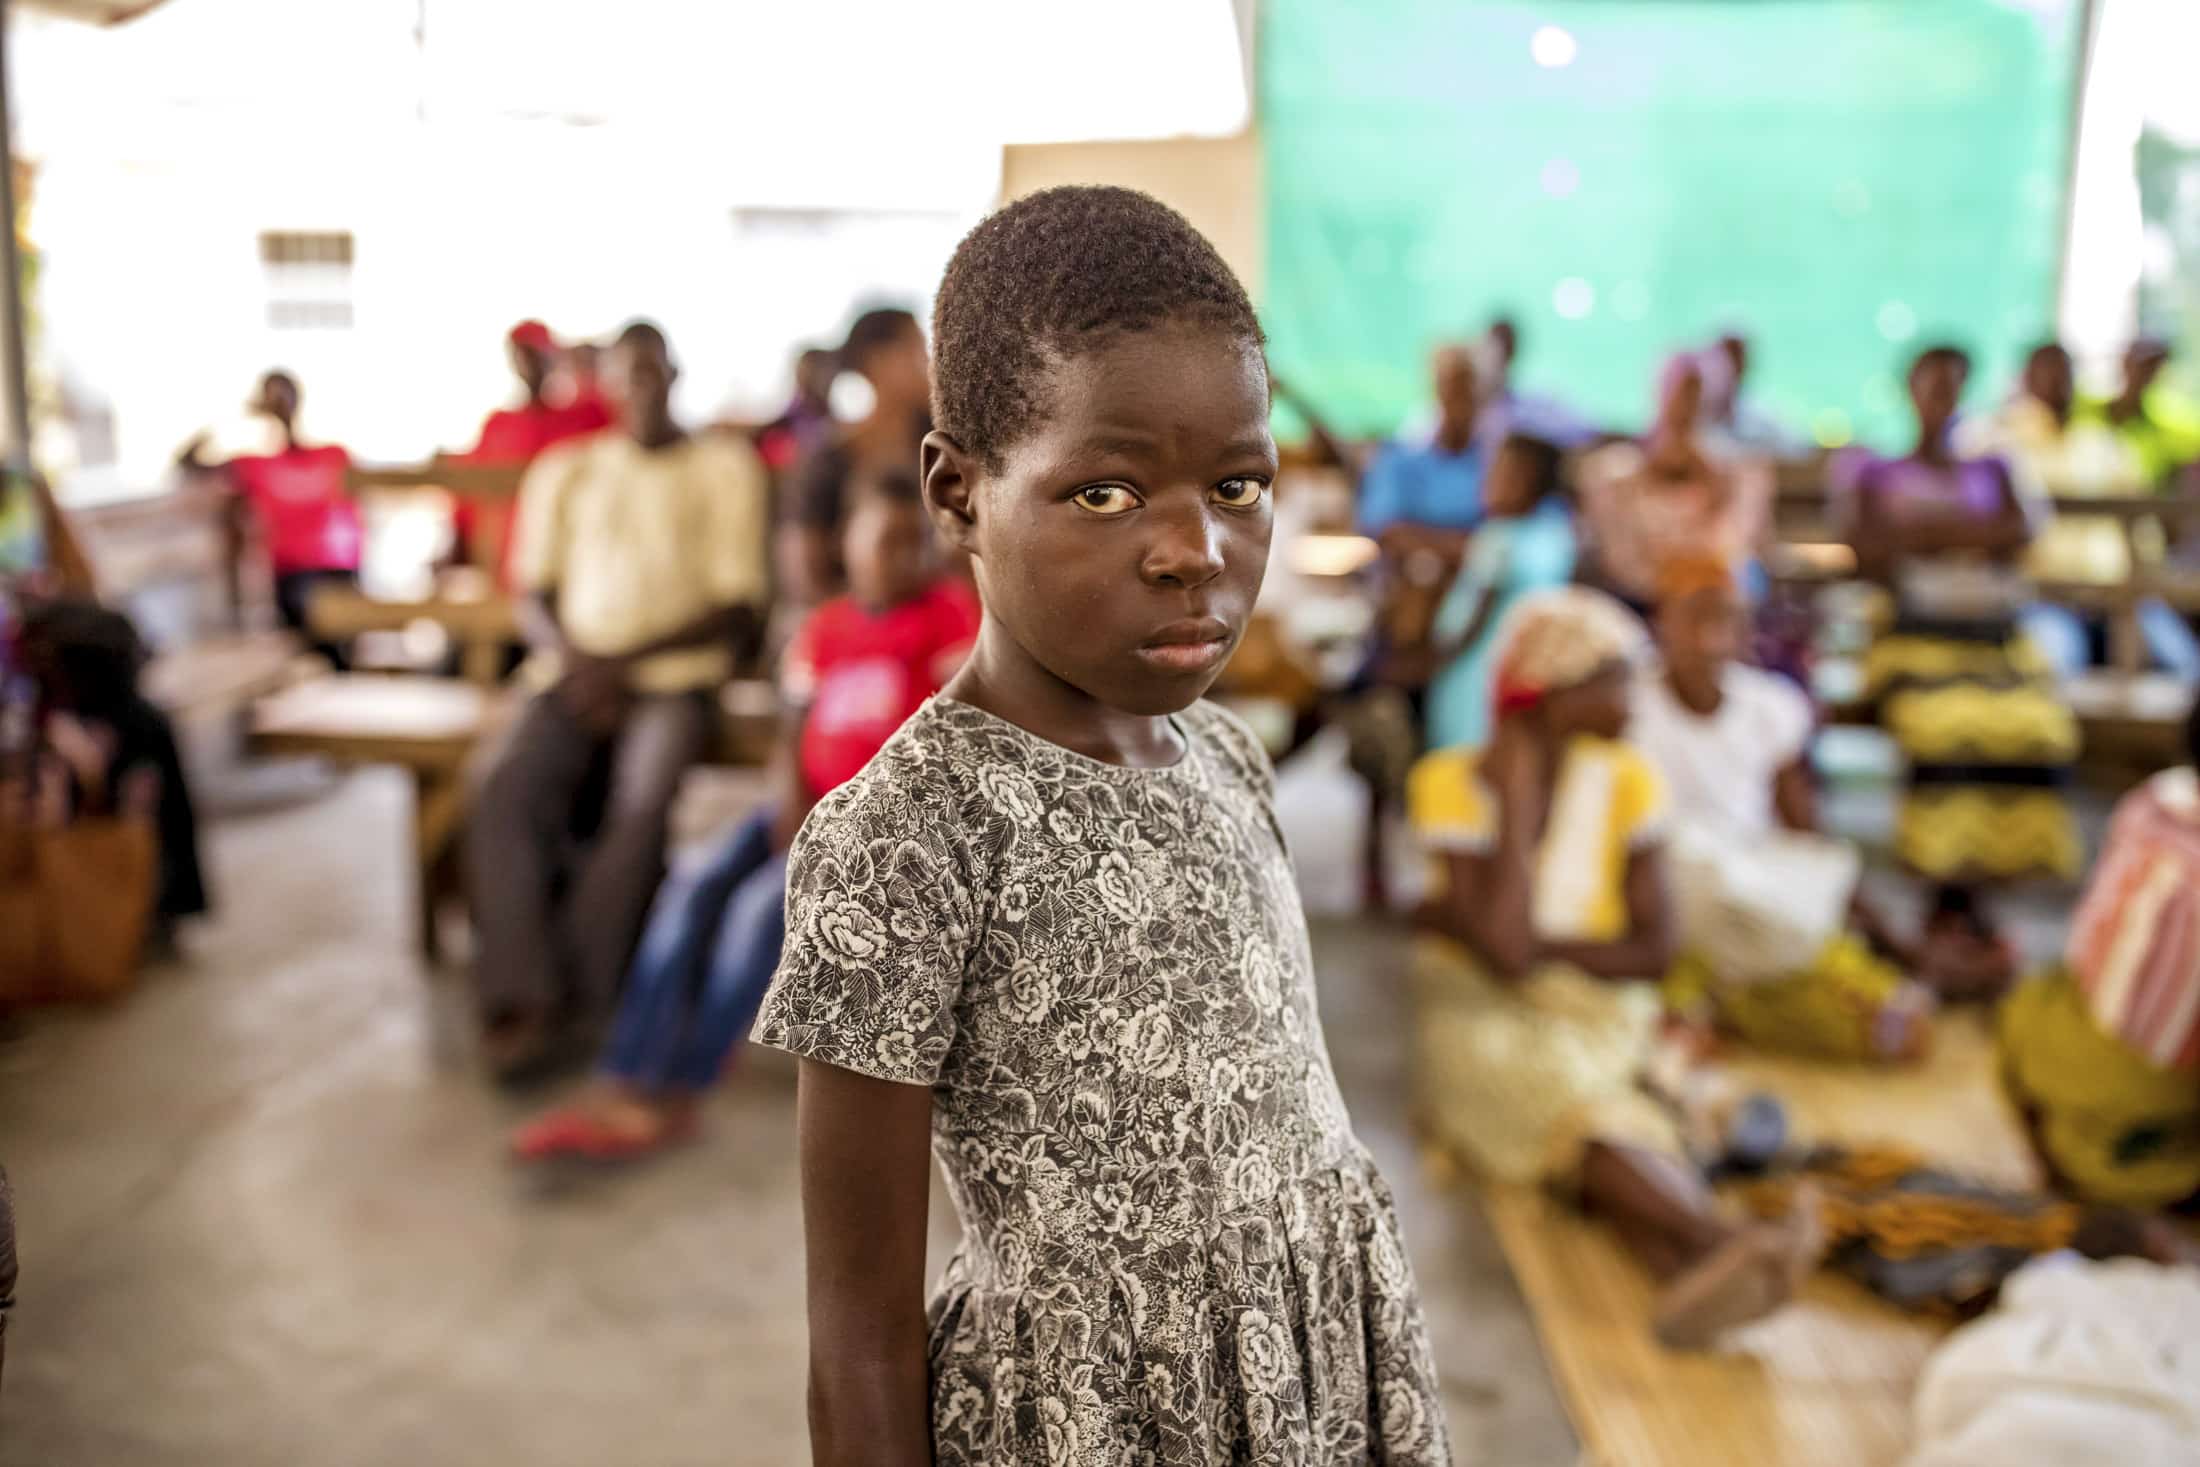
[413,771,468,964]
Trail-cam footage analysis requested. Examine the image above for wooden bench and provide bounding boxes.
[304,577,519,686]
[247,673,781,960]
[142,630,310,726]
[250,676,503,961]
[1464,1012,2036,1467]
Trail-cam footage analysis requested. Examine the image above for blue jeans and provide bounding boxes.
[600,809,787,1093]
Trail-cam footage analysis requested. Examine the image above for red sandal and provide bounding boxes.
[510,1105,698,1166]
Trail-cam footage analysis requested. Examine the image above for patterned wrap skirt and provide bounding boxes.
[1863,609,2080,884]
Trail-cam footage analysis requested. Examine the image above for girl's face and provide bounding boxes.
[929,323,1276,718]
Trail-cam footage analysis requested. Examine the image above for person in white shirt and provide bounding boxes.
[1633,553,1932,1062]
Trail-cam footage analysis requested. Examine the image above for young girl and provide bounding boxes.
[753,187,1450,1465]
[1408,588,1821,1348]
[1422,431,1575,751]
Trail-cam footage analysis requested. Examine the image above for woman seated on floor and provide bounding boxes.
[1632,553,1934,1063]
[1408,586,1821,1349]
[2000,698,2200,1214]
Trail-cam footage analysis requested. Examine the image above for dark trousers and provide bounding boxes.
[104,694,210,921]
[272,569,357,670]
[466,690,711,1025]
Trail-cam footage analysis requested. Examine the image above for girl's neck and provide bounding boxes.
[944,621,1185,769]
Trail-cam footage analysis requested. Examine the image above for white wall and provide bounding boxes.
[30,122,989,501]
[12,0,1253,501]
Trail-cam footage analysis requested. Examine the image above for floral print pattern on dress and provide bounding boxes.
[755,697,1452,1465]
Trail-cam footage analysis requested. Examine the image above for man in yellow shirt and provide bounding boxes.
[469,321,769,1082]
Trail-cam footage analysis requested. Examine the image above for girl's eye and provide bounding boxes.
[1073,484,1141,516]
[1213,477,1271,508]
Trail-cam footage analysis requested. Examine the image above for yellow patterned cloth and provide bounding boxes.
[1896,787,2081,882]
[1407,738,1682,1185]
[1999,968,2200,1210]
[1665,934,1922,1063]
[1864,619,2080,882]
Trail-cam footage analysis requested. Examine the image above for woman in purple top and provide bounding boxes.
[1840,344,2078,999]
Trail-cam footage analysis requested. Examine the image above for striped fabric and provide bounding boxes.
[2066,768,2200,1072]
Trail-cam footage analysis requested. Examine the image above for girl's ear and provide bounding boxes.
[922,430,981,557]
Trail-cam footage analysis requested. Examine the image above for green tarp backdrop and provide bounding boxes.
[1260,0,2086,448]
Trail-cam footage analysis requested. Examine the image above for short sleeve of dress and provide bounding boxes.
[1610,746,1672,850]
[1407,750,1493,853]
[1188,699,1277,805]
[752,767,976,1087]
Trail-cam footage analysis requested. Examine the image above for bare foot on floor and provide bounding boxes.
[1652,1184,1826,1350]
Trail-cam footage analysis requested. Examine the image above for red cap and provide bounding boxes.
[508,320,557,353]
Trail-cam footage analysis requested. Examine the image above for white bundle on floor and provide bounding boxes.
[1667,822,1860,984]
[1905,1257,2200,1467]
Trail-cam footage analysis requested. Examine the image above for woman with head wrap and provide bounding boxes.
[1576,350,1773,614]
[1634,553,1934,1063]
[1408,587,1824,1348]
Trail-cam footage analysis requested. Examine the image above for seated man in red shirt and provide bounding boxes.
[511,469,978,1167]
[182,370,360,668]
[454,320,613,581]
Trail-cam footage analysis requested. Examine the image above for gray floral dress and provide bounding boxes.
[754,697,1451,1466]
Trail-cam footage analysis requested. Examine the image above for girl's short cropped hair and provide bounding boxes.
[930,185,1264,469]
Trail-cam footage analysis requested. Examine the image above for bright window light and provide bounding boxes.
[1530,25,1578,69]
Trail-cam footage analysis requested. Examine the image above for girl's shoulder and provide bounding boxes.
[1179,699,1276,803]
[796,699,976,848]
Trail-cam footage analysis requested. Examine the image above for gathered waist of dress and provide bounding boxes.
[941,1137,1385,1286]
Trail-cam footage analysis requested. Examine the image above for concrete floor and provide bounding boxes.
[0,767,1576,1466]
